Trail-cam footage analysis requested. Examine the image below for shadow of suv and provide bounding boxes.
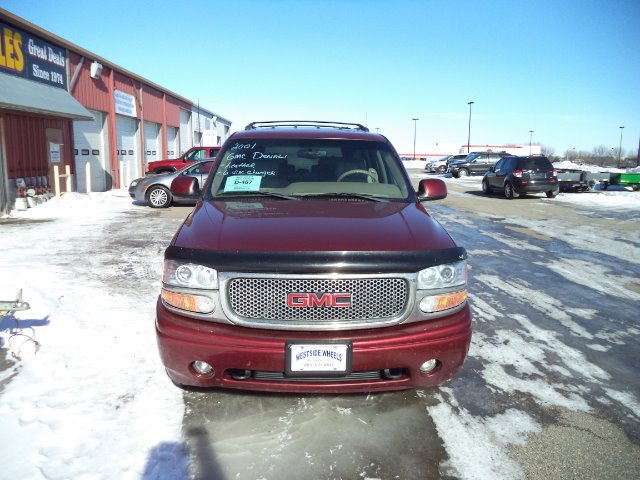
[482,155,559,199]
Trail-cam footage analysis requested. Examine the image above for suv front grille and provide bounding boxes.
[226,277,408,325]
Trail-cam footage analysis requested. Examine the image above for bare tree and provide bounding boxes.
[541,144,555,158]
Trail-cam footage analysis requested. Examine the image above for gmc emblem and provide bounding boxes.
[287,292,352,308]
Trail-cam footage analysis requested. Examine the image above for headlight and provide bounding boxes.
[130,179,139,187]
[417,260,467,313]
[163,260,218,289]
[418,260,467,290]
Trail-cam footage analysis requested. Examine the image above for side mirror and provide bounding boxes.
[417,178,447,201]
[171,176,200,196]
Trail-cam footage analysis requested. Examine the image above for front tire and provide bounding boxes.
[482,179,491,194]
[457,168,469,178]
[147,185,172,208]
[504,182,519,199]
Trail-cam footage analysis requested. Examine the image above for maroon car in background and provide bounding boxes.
[156,121,472,393]
[147,146,220,174]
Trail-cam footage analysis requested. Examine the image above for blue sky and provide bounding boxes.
[3,0,639,157]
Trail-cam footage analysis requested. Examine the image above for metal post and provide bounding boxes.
[618,126,624,167]
[412,118,419,159]
[467,102,474,154]
[529,130,534,155]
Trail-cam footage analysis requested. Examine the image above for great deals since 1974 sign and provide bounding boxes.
[0,21,68,90]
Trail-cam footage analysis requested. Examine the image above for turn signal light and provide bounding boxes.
[419,290,467,313]
[161,289,215,314]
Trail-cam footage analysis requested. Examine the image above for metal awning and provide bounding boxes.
[0,73,94,120]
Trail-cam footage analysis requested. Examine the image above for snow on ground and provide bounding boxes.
[0,192,187,480]
[1,182,639,479]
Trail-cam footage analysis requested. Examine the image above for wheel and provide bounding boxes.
[546,190,558,198]
[147,185,172,208]
[337,169,378,182]
[482,179,491,194]
[457,168,469,177]
[504,182,519,199]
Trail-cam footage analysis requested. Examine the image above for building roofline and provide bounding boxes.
[1,8,194,106]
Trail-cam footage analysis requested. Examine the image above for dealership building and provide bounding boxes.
[0,9,231,214]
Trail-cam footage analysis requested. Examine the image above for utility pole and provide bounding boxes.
[412,118,419,159]
[467,102,474,154]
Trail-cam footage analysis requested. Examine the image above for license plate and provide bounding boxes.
[285,341,352,377]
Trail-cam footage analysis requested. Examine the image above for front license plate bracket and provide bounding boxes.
[285,341,352,377]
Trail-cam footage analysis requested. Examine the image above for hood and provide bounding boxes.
[172,198,456,252]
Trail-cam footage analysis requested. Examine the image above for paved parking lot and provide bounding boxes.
[176,171,640,479]
[1,174,638,479]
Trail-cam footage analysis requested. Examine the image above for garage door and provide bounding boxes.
[116,115,139,187]
[167,126,178,157]
[179,109,190,155]
[144,121,160,167]
[73,109,109,193]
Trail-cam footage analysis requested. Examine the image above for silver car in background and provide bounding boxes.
[128,159,215,208]
[425,154,467,173]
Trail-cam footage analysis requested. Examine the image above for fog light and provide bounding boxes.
[191,360,214,376]
[419,359,438,374]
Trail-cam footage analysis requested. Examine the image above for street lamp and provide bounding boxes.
[375,127,380,134]
[529,130,534,155]
[618,126,625,166]
[412,118,419,160]
[467,102,474,154]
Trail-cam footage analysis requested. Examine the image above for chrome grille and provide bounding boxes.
[227,277,408,323]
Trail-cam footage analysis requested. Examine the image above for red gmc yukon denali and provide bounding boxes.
[147,146,220,174]
[156,121,472,393]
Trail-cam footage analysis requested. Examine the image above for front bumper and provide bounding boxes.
[156,299,472,393]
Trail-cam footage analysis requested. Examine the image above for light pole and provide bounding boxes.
[412,118,419,159]
[529,130,534,155]
[467,101,474,154]
[618,126,625,166]
[375,127,380,134]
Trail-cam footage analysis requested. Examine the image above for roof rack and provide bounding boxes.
[244,121,369,132]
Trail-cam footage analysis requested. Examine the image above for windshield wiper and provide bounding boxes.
[215,191,299,200]
[299,192,389,202]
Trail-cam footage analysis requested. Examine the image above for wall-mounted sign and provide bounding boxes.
[50,143,61,163]
[114,89,137,117]
[0,21,67,89]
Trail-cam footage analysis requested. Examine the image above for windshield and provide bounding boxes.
[207,139,411,200]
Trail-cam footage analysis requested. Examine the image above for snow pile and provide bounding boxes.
[0,192,186,480]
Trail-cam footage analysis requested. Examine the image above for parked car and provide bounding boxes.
[129,159,216,208]
[448,152,507,178]
[482,155,559,199]
[425,154,467,173]
[156,120,472,393]
[146,146,220,174]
